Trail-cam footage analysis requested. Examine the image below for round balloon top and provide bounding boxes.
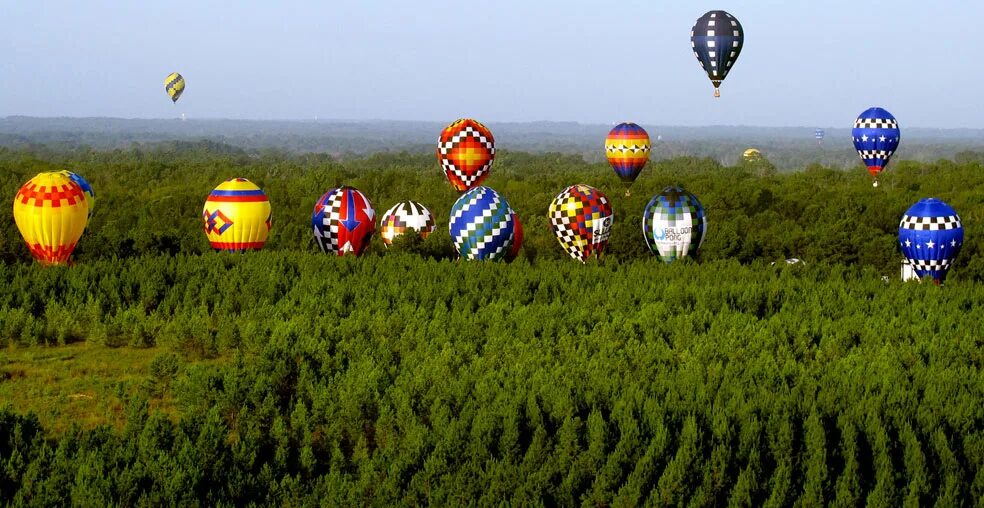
[691,10,744,97]
[164,72,185,103]
[437,118,495,192]
[852,107,900,185]
[380,200,436,246]
[643,186,708,263]
[742,148,762,161]
[448,186,516,261]
[605,123,650,188]
[59,170,95,218]
[203,178,272,252]
[312,186,376,256]
[13,172,89,265]
[899,198,963,284]
[548,184,614,263]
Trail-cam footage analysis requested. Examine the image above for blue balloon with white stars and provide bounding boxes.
[852,107,900,186]
[899,198,963,284]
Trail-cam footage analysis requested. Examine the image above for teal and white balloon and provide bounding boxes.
[643,186,707,263]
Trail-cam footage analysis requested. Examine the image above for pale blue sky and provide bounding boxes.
[1,1,980,127]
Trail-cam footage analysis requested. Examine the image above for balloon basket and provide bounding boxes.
[624,189,631,197]
[714,88,720,98]
[873,181,879,188]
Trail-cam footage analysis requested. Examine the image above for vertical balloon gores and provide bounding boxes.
[643,186,708,263]
[13,172,90,265]
[691,10,744,97]
[380,200,435,247]
[313,186,376,256]
[165,72,185,103]
[202,178,272,252]
[449,186,516,261]
[852,107,900,187]
[548,184,613,263]
[438,118,495,192]
[899,198,963,284]
[605,123,650,196]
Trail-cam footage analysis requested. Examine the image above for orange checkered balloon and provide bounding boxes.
[12,172,89,265]
[437,118,495,192]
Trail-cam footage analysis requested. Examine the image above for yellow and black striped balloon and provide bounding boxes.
[164,72,185,103]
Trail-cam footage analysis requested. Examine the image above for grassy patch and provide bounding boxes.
[0,342,212,434]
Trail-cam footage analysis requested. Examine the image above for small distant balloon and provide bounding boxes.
[815,129,825,144]
[164,72,185,103]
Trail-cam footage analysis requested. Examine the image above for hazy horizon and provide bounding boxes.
[3,1,982,128]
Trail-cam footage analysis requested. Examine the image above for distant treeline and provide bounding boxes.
[5,117,984,170]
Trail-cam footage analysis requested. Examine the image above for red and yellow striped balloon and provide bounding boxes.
[12,172,89,265]
[202,178,272,252]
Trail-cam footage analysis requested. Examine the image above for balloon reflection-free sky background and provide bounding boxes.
[1,0,980,127]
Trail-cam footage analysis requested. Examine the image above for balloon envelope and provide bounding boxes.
[605,123,650,185]
[58,170,95,219]
[13,172,89,265]
[449,186,515,261]
[899,198,963,283]
[852,107,900,181]
[202,178,272,252]
[437,119,495,192]
[313,186,376,256]
[691,10,744,96]
[164,72,185,103]
[548,184,613,262]
[380,200,435,246]
[507,211,523,261]
[643,186,708,263]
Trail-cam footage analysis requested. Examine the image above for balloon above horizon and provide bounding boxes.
[437,119,495,193]
[164,72,185,103]
[691,10,744,97]
[605,123,650,194]
[852,107,900,187]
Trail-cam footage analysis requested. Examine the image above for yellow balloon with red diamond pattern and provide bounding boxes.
[12,172,89,265]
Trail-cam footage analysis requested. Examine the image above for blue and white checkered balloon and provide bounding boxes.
[449,186,515,261]
[899,198,963,283]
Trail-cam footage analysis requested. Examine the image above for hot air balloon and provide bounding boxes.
[815,128,825,144]
[899,198,963,284]
[742,148,762,162]
[438,118,495,192]
[448,186,515,261]
[13,172,89,265]
[691,10,743,97]
[164,72,185,103]
[605,123,650,196]
[548,184,613,262]
[58,170,95,219]
[313,186,375,256]
[202,178,272,252]
[380,200,436,246]
[643,186,708,263]
[507,211,523,261]
[852,107,900,187]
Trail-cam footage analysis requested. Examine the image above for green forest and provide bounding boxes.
[1,144,983,505]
